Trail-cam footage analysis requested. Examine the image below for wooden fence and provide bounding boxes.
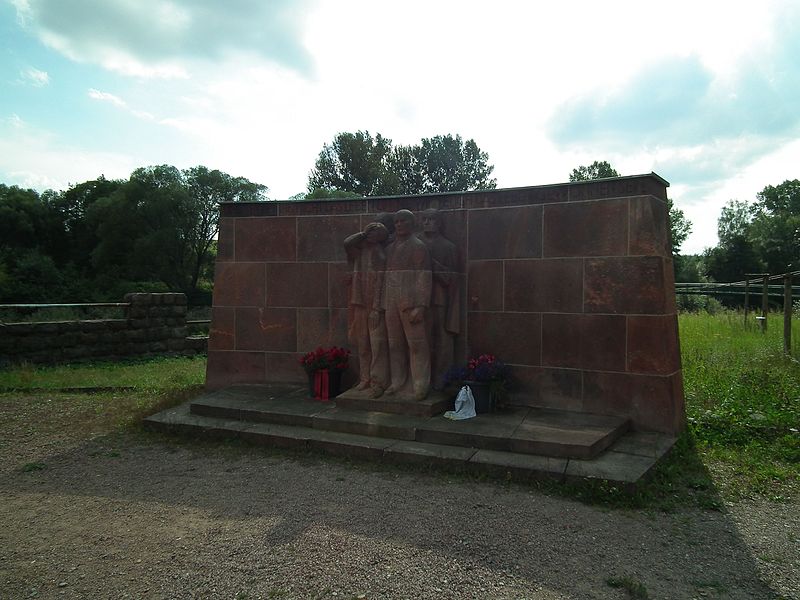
[675,270,799,355]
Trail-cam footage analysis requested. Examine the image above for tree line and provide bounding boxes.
[1,131,793,305]
[0,165,267,303]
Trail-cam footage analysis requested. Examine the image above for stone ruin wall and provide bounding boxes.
[0,293,207,365]
[206,174,684,434]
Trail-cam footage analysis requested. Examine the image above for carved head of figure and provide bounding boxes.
[421,208,443,234]
[375,212,396,238]
[393,209,415,239]
[364,222,388,245]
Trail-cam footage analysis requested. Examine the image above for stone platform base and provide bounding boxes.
[144,384,676,486]
[334,387,452,417]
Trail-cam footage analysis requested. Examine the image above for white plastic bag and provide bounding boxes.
[443,385,477,420]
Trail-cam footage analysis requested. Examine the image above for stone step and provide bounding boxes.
[187,384,629,460]
[144,401,676,486]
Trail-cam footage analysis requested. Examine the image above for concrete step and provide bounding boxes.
[144,400,676,487]
[189,384,629,459]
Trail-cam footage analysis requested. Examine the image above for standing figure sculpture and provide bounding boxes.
[344,222,390,398]
[420,209,460,389]
[383,210,432,400]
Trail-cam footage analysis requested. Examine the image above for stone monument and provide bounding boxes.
[419,208,460,389]
[206,174,685,435]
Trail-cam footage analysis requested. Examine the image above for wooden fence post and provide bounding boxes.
[744,277,749,325]
[761,275,769,333]
[785,274,793,355]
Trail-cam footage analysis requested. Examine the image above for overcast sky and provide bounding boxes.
[2,0,798,253]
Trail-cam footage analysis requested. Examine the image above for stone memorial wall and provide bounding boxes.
[206,174,684,434]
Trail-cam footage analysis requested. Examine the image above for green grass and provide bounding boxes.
[679,311,800,501]
[0,355,206,392]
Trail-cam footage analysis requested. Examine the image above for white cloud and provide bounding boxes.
[12,0,314,79]
[87,88,155,121]
[21,67,49,86]
[0,116,137,190]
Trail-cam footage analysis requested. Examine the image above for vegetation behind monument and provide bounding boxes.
[0,166,268,303]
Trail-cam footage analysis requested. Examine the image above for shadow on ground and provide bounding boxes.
[1,425,791,600]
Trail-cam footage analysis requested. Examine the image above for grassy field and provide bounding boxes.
[679,311,799,502]
[0,312,797,508]
[0,356,206,437]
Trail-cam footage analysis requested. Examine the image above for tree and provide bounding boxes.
[568,160,619,182]
[667,197,692,256]
[0,184,77,301]
[750,179,800,273]
[88,165,268,297]
[183,166,268,293]
[703,199,761,282]
[410,134,496,193]
[307,131,496,196]
[308,131,394,196]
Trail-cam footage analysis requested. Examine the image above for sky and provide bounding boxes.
[1,0,798,254]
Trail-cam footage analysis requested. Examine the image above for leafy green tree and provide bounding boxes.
[667,197,692,257]
[411,134,496,193]
[750,179,800,273]
[0,184,76,301]
[89,165,193,291]
[308,131,394,196]
[307,131,496,196]
[568,160,619,182]
[51,176,124,274]
[184,166,268,293]
[703,199,762,282]
[384,144,425,195]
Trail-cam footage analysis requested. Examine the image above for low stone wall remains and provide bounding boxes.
[0,293,207,365]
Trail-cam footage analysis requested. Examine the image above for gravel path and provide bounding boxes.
[1,429,798,599]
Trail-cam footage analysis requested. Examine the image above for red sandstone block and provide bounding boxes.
[297,308,331,351]
[265,352,306,383]
[629,196,670,256]
[468,205,543,260]
[464,186,569,209]
[627,315,681,374]
[235,307,296,351]
[216,218,235,261]
[208,307,235,351]
[582,371,682,434]
[206,350,265,389]
[663,257,678,314]
[329,308,350,348]
[329,262,351,309]
[221,203,278,218]
[467,261,503,311]
[267,263,329,307]
[542,314,626,371]
[212,262,265,307]
[467,311,541,366]
[235,217,296,261]
[543,199,628,257]
[584,257,667,314]
[510,366,583,411]
[365,196,463,214]
[505,259,583,313]
[297,215,362,262]
[280,199,366,217]
[568,177,667,202]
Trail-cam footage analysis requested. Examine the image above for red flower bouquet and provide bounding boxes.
[299,346,351,373]
[299,346,351,400]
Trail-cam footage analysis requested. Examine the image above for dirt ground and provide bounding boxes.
[1,407,798,599]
